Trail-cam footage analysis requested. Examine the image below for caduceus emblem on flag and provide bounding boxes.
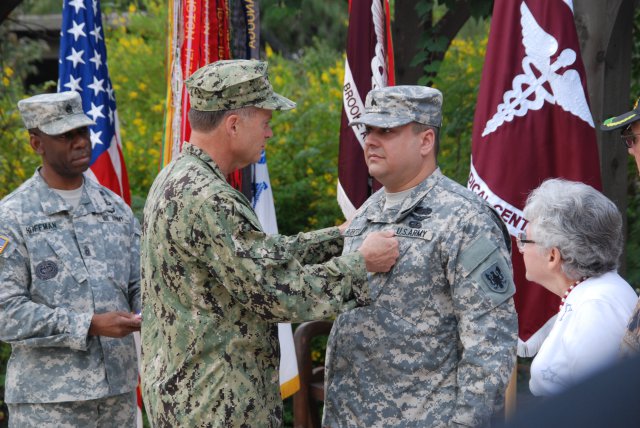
[482,2,593,137]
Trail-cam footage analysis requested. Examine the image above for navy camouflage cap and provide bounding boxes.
[601,97,640,131]
[349,85,443,128]
[17,91,95,135]
[185,59,296,112]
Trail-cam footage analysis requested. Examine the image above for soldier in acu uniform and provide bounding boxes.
[0,91,142,427]
[323,86,518,427]
[140,59,399,427]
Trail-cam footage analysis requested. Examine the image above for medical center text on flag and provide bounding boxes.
[468,164,529,238]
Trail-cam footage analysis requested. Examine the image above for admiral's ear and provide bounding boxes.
[224,112,242,136]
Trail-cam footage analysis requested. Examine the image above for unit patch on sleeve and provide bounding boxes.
[481,262,508,293]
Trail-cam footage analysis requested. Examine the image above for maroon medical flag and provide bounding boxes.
[469,0,602,356]
[337,0,394,218]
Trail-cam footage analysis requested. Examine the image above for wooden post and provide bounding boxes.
[574,0,637,273]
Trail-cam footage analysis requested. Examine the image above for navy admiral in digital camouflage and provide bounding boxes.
[0,91,142,427]
[140,59,399,427]
[323,86,518,427]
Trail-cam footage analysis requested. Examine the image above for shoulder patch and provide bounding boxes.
[481,262,509,293]
[0,235,9,255]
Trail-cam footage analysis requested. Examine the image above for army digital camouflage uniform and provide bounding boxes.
[0,172,141,406]
[140,143,368,427]
[323,169,518,428]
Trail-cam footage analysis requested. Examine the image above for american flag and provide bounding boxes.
[58,0,131,204]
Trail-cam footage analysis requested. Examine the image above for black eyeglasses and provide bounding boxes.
[620,132,640,149]
[516,232,536,249]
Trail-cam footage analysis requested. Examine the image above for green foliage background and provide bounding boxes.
[265,42,346,233]
[0,25,44,197]
[105,1,166,215]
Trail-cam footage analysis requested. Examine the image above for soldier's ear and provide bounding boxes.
[29,131,44,155]
[419,128,435,156]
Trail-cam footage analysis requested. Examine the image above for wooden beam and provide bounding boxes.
[575,0,637,272]
[0,0,23,25]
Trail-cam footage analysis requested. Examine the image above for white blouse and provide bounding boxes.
[529,271,638,396]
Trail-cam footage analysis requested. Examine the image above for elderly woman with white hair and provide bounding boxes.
[518,178,638,396]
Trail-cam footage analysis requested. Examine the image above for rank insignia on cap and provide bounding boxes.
[0,235,9,255]
[482,263,508,293]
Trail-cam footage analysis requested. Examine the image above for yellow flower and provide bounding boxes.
[138,82,147,91]
[4,66,14,77]
[128,4,137,14]
[321,72,330,84]
[2,77,9,86]
[265,44,273,59]
[129,91,138,99]
[274,75,284,87]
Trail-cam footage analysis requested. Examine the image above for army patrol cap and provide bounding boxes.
[349,85,443,129]
[601,97,640,131]
[17,91,95,135]
[185,59,296,112]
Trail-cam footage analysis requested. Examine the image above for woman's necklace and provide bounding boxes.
[559,277,588,311]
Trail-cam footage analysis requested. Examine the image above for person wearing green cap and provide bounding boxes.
[139,59,399,427]
[601,98,640,175]
[601,101,640,357]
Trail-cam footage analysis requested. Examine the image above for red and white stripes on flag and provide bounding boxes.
[163,0,232,167]
[58,0,131,204]
[337,0,394,219]
[469,0,602,357]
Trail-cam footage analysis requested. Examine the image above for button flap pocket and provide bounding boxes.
[45,236,89,283]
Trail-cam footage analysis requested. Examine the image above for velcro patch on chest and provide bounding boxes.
[395,226,432,240]
[35,260,59,280]
[25,222,58,235]
[0,235,9,255]
[343,227,365,237]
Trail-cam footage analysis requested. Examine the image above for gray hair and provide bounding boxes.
[188,106,256,132]
[523,178,623,280]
